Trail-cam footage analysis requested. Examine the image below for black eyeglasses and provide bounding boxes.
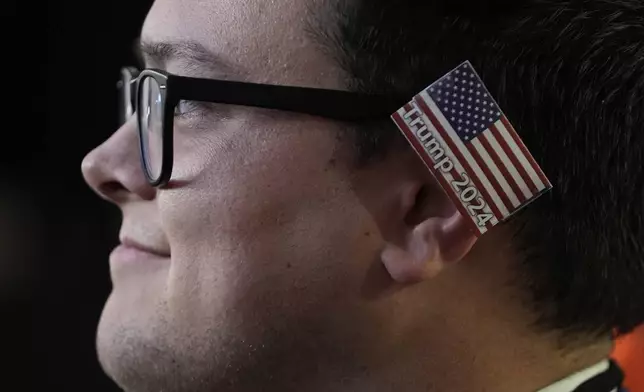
[117,67,405,187]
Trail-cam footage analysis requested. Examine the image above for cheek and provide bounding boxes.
[156,120,378,326]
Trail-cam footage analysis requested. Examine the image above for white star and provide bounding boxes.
[475,107,479,111]
[467,113,471,117]
[469,81,474,86]
[458,127,462,131]
[474,122,478,127]
[464,136,469,140]
[452,101,457,105]
[483,93,488,97]
[437,98,441,102]
[438,82,443,86]
[451,117,455,121]
[490,103,494,107]
[455,70,460,74]
[468,97,472,101]
[467,105,472,109]
[496,112,501,115]
[460,103,464,107]
[437,89,442,94]
[447,76,452,80]
[481,124,486,129]
[477,84,481,87]
[476,99,480,103]
[461,88,466,92]
[466,121,470,125]
[469,89,473,93]
[444,107,449,111]
[474,115,479,119]
[455,77,459,82]
[430,88,434,92]
[459,111,463,115]
[451,109,456,113]
[476,91,480,95]
[458,119,463,123]
[488,117,493,122]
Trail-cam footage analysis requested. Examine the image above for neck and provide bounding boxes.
[304,339,611,392]
[307,234,614,392]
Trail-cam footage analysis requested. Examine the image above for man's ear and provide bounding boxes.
[381,184,479,284]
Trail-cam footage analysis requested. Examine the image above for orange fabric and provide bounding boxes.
[612,324,644,392]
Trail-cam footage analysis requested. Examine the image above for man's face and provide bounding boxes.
[82,0,397,390]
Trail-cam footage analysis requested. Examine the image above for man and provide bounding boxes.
[81,0,643,391]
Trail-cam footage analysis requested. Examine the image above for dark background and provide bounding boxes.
[3,1,152,390]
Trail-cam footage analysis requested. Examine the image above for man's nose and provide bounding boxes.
[81,117,156,204]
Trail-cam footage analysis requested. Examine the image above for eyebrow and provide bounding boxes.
[135,38,243,79]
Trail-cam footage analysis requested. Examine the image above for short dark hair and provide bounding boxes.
[310,0,644,337]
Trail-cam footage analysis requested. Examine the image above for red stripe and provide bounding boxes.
[465,142,515,213]
[500,116,551,188]
[489,123,539,195]
[392,109,482,236]
[478,132,525,203]
[414,96,505,222]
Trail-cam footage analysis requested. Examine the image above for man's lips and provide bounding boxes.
[119,237,171,258]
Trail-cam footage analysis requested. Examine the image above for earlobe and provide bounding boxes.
[381,212,478,284]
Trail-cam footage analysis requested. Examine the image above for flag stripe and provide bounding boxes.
[489,123,537,194]
[495,120,545,191]
[470,137,520,208]
[476,133,525,205]
[416,93,508,220]
[392,108,484,235]
[466,141,517,212]
[500,116,550,189]
[485,125,534,199]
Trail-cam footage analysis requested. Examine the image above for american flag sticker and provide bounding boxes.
[391,61,552,236]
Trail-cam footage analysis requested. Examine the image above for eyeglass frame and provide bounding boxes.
[117,67,140,125]
[119,67,407,187]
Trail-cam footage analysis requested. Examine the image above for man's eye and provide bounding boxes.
[173,100,232,122]
[174,100,202,117]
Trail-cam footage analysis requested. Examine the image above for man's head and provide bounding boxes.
[81,0,643,391]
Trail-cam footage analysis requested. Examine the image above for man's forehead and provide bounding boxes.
[141,0,342,88]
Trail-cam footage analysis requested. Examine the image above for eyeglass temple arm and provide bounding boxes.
[171,76,407,122]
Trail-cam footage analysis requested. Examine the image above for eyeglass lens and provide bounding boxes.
[138,76,165,182]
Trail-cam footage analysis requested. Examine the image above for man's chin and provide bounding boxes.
[96,319,195,392]
[95,295,179,392]
[95,300,251,392]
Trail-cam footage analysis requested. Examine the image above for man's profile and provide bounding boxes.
[81,0,643,391]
